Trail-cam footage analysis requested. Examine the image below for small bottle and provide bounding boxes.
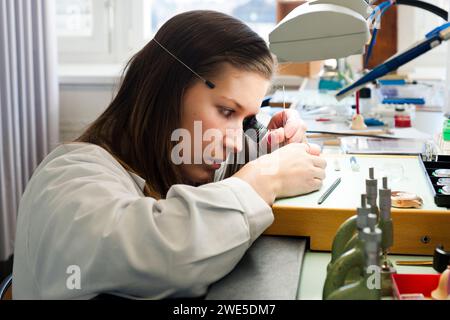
[394,106,411,128]
[358,88,372,116]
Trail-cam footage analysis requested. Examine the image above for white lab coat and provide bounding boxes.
[12,142,274,299]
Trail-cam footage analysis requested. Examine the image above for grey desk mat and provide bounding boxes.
[205,236,307,300]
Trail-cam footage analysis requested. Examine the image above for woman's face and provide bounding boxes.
[178,63,271,184]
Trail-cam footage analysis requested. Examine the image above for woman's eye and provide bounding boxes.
[219,107,234,118]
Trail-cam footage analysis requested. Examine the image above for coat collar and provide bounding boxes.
[128,171,146,192]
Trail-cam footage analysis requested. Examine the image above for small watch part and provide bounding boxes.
[391,191,423,209]
[433,169,450,178]
[437,178,450,186]
[438,185,450,195]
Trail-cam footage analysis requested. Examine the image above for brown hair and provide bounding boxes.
[76,10,274,198]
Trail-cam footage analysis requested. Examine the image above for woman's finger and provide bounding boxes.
[312,178,324,191]
[268,127,287,146]
[267,111,286,129]
[283,116,301,139]
[312,155,327,169]
[307,143,322,156]
[287,127,308,144]
[311,167,326,180]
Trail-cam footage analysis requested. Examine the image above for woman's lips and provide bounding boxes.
[206,159,224,170]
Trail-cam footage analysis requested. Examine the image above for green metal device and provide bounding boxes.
[341,204,378,258]
[325,226,382,300]
[379,177,393,253]
[378,176,396,296]
[328,167,379,271]
[345,176,396,290]
[323,214,379,299]
[341,207,378,284]
[327,194,370,273]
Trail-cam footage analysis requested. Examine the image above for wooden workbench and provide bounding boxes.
[265,154,450,255]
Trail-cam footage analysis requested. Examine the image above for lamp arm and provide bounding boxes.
[396,0,448,21]
[336,22,450,100]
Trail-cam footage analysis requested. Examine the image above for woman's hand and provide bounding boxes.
[234,143,327,205]
[266,109,307,145]
[265,143,327,198]
[265,109,321,156]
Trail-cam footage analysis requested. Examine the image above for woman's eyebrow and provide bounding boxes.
[220,96,244,110]
[220,96,260,117]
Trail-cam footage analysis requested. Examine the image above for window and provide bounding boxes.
[56,0,113,63]
[56,0,94,37]
[142,0,276,41]
[56,0,277,65]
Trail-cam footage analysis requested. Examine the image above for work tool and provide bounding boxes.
[395,261,433,266]
[318,178,342,205]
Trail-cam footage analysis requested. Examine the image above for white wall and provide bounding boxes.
[397,4,448,77]
[397,2,450,112]
[58,63,124,142]
[59,82,117,142]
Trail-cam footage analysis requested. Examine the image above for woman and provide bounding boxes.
[12,10,326,299]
